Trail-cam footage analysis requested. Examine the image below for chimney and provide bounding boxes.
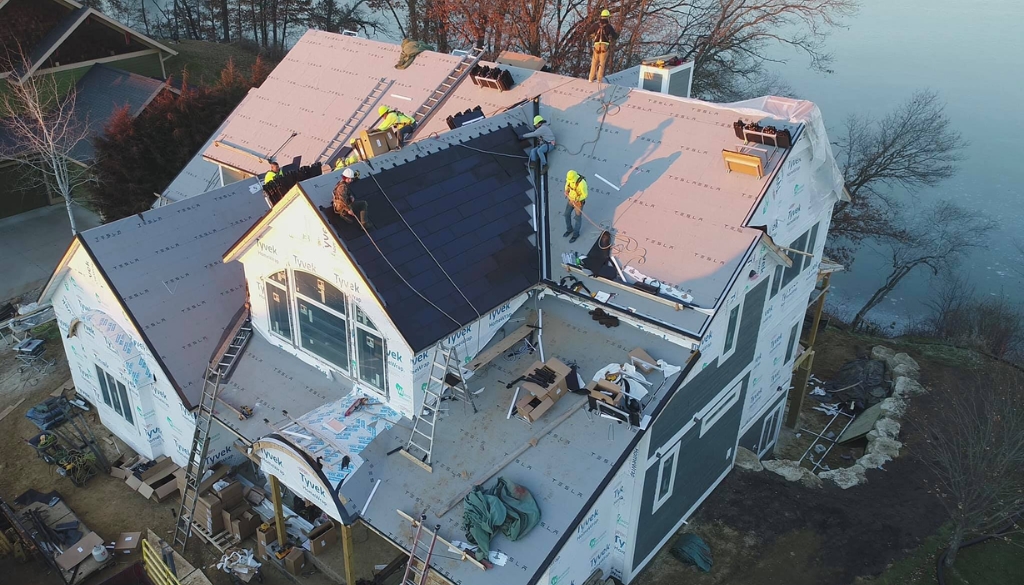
[638,54,694,99]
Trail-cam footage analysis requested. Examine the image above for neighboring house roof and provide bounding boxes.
[40,178,268,408]
[1,0,176,81]
[201,30,465,176]
[301,122,539,352]
[68,64,167,162]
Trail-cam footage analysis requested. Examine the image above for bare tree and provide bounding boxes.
[829,90,966,267]
[0,63,92,235]
[849,201,997,331]
[924,274,1024,360]
[915,370,1024,567]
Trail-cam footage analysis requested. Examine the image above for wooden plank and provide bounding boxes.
[396,510,486,571]
[465,319,535,372]
[398,448,433,473]
[438,397,587,517]
[0,398,26,423]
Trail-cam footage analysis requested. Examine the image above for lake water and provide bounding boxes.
[768,0,1024,326]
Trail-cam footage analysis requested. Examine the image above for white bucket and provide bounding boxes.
[92,544,109,562]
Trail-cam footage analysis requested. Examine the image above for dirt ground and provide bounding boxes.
[634,327,1003,585]
[0,333,395,585]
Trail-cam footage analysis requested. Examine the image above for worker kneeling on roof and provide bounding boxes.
[519,115,556,171]
[563,170,588,243]
[378,105,416,144]
[333,168,369,227]
[333,139,361,171]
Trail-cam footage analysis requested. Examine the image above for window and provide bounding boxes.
[355,308,385,391]
[780,231,808,290]
[785,322,800,363]
[95,365,134,425]
[699,380,741,437]
[266,280,292,340]
[803,223,820,271]
[770,264,784,299]
[723,305,740,355]
[653,442,680,513]
[776,222,822,294]
[294,271,349,372]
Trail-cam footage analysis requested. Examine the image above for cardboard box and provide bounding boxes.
[359,129,394,157]
[125,473,143,491]
[256,539,272,562]
[628,347,658,374]
[113,532,142,556]
[139,456,174,482]
[214,480,244,509]
[222,502,248,534]
[256,520,277,548]
[520,359,572,404]
[516,392,555,423]
[307,522,337,556]
[587,380,624,406]
[195,494,224,534]
[233,509,262,540]
[109,455,140,480]
[176,463,229,499]
[243,486,266,507]
[285,548,306,575]
[55,532,103,571]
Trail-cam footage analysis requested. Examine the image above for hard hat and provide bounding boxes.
[567,170,580,183]
[378,106,390,116]
[350,138,357,144]
[533,115,545,126]
[600,9,610,17]
[342,168,355,179]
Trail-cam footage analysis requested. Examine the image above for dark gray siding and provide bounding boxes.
[649,280,768,451]
[739,392,787,456]
[631,385,745,569]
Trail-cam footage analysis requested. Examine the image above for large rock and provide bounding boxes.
[763,459,822,488]
[819,464,867,489]
[867,436,902,459]
[893,377,927,398]
[871,345,896,362]
[892,363,920,380]
[887,352,920,372]
[734,447,763,472]
[880,396,907,419]
[857,453,891,470]
[868,417,901,441]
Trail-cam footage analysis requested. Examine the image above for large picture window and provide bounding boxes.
[266,277,292,340]
[297,300,349,371]
[355,307,385,391]
[95,365,134,425]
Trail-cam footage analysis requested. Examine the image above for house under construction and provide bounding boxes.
[39,30,844,585]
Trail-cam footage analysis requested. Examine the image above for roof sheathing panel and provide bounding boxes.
[83,179,267,406]
[203,30,461,175]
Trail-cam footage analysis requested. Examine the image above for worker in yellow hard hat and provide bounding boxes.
[563,170,588,243]
[587,9,618,83]
[377,105,416,144]
[333,139,361,171]
[518,115,556,171]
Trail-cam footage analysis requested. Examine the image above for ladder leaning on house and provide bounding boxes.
[172,317,253,552]
[408,47,485,138]
[400,514,441,585]
[400,344,476,471]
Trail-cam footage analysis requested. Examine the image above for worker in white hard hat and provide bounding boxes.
[587,9,618,83]
[519,115,557,171]
[333,167,369,227]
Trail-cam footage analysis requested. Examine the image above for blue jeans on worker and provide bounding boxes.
[530,142,554,167]
[565,200,584,238]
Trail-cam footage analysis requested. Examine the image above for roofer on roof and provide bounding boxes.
[378,105,416,144]
[333,167,369,227]
[333,139,361,171]
[564,170,588,243]
[519,115,556,171]
[587,9,618,83]
[264,161,281,185]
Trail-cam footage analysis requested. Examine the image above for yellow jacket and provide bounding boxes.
[379,110,414,131]
[264,170,280,184]
[565,173,588,203]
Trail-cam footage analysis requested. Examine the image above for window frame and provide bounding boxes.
[652,441,681,514]
[265,279,294,343]
[354,307,386,392]
[294,289,351,374]
[785,321,801,364]
[95,364,134,426]
[721,295,744,363]
[699,379,742,437]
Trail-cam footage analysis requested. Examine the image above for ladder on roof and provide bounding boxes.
[401,514,441,585]
[172,318,253,552]
[316,77,394,165]
[400,344,476,471]
[409,47,485,137]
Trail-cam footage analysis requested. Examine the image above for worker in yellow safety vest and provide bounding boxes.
[563,170,588,243]
[264,161,281,184]
[587,9,618,83]
[378,106,416,143]
[334,139,361,171]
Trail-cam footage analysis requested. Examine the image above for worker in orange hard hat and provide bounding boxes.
[587,9,618,83]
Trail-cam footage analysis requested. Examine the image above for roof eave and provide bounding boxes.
[37,234,83,304]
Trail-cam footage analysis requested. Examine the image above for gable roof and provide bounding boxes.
[68,64,167,162]
[47,179,267,408]
[201,30,465,175]
[300,123,539,352]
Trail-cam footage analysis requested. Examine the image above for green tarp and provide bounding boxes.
[462,477,540,562]
[395,39,433,70]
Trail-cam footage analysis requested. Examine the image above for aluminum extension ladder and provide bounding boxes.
[172,320,253,552]
[401,345,476,471]
[316,77,394,165]
[401,514,441,585]
[409,47,485,135]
